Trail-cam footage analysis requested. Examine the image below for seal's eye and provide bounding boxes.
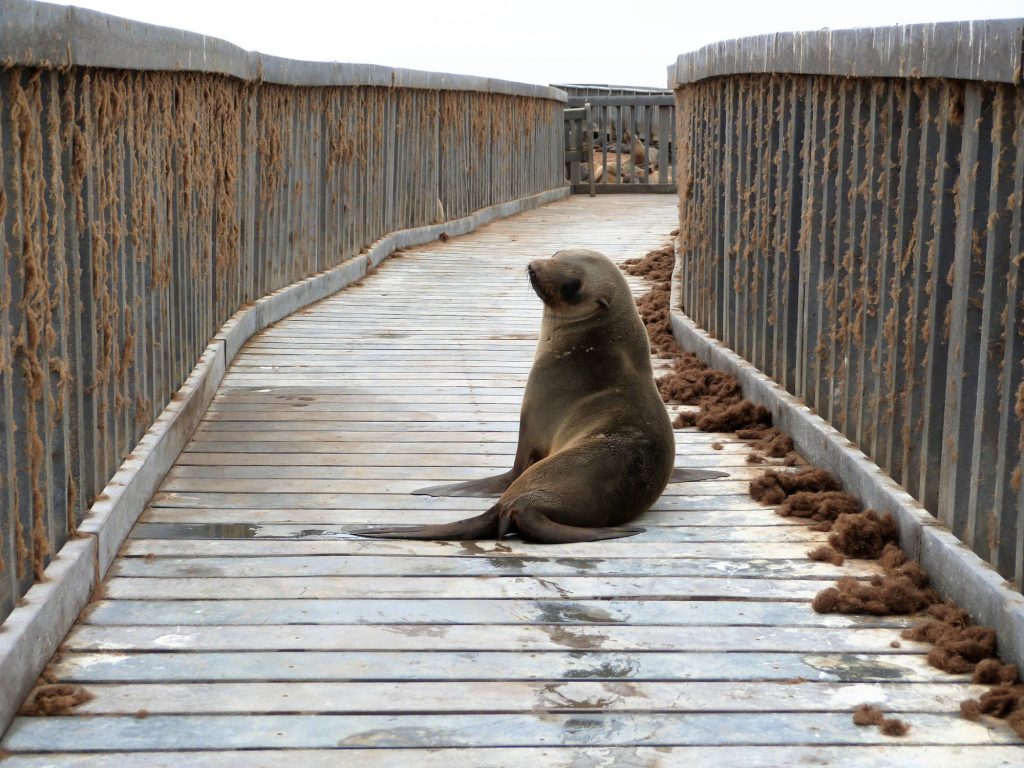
[560,277,582,302]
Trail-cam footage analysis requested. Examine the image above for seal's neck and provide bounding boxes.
[538,305,604,341]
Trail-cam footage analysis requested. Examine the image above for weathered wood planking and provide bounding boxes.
[63,624,921,653]
[79,597,908,628]
[3,713,1019,751]
[99,574,834,600]
[4,195,1020,761]
[2,747,1021,768]
[59,680,983,714]
[47,650,965,684]
[109,553,876,578]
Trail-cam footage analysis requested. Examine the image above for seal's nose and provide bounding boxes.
[527,261,541,288]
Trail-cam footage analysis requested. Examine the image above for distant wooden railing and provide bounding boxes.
[0,0,566,622]
[560,88,677,193]
[563,104,595,196]
[671,19,1024,584]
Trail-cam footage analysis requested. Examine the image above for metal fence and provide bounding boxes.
[672,19,1024,584]
[0,1,565,622]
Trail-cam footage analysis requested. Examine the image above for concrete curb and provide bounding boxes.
[668,260,1024,671]
[0,184,570,735]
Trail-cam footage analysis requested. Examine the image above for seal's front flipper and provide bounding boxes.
[412,471,514,498]
[351,508,500,540]
[512,508,644,544]
[669,468,730,483]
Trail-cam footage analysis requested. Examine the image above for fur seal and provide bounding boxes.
[625,130,659,170]
[353,249,726,543]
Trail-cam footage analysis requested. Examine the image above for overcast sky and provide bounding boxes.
[48,0,1024,87]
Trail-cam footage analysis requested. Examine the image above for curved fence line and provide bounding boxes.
[672,20,1024,584]
[0,1,566,621]
[669,18,1024,86]
[0,0,565,100]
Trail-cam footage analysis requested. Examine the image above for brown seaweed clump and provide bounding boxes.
[738,426,794,458]
[808,545,845,566]
[20,684,94,716]
[624,240,774,444]
[622,244,675,282]
[695,400,771,432]
[655,356,773,435]
[776,491,862,525]
[812,557,937,616]
[749,468,842,506]
[673,410,697,428]
[852,704,910,736]
[971,659,1021,685]
[828,510,900,559]
[636,284,681,358]
[625,242,683,359]
[902,601,999,675]
[657,355,741,406]
[813,544,935,616]
[668,398,774,436]
[961,681,1024,737]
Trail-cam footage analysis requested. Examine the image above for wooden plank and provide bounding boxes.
[126,523,827,548]
[1,747,1021,768]
[110,551,872,580]
[137,508,805,528]
[120,538,848,561]
[181,440,521,454]
[186,430,521,442]
[69,679,973,714]
[100,574,836,600]
[144,485,772,505]
[3,712,1015,752]
[80,597,908,628]
[63,623,920,653]
[154,475,775,493]
[170,451,761,469]
[144,493,770,512]
[49,650,962,684]
[179,436,755,454]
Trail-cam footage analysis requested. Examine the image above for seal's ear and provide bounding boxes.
[597,296,611,309]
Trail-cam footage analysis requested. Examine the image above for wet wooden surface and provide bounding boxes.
[3,195,1021,766]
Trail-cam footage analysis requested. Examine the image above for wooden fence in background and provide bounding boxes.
[672,19,1024,584]
[559,85,676,193]
[0,0,565,622]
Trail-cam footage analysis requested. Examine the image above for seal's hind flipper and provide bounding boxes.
[351,508,500,540]
[412,471,514,498]
[669,468,729,483]
[512,508,644,544]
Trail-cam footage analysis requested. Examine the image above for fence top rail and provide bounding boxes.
[668,17,1024,88]
[0,0,567,101]
[566,95,676,107]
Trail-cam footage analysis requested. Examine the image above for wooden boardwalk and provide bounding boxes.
[2,195,1022,766]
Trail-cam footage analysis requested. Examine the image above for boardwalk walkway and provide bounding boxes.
[2,196,1021,766]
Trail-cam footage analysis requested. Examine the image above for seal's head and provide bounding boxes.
[527,249,623,318]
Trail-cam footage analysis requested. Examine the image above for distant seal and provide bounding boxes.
[354,249,725,543]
